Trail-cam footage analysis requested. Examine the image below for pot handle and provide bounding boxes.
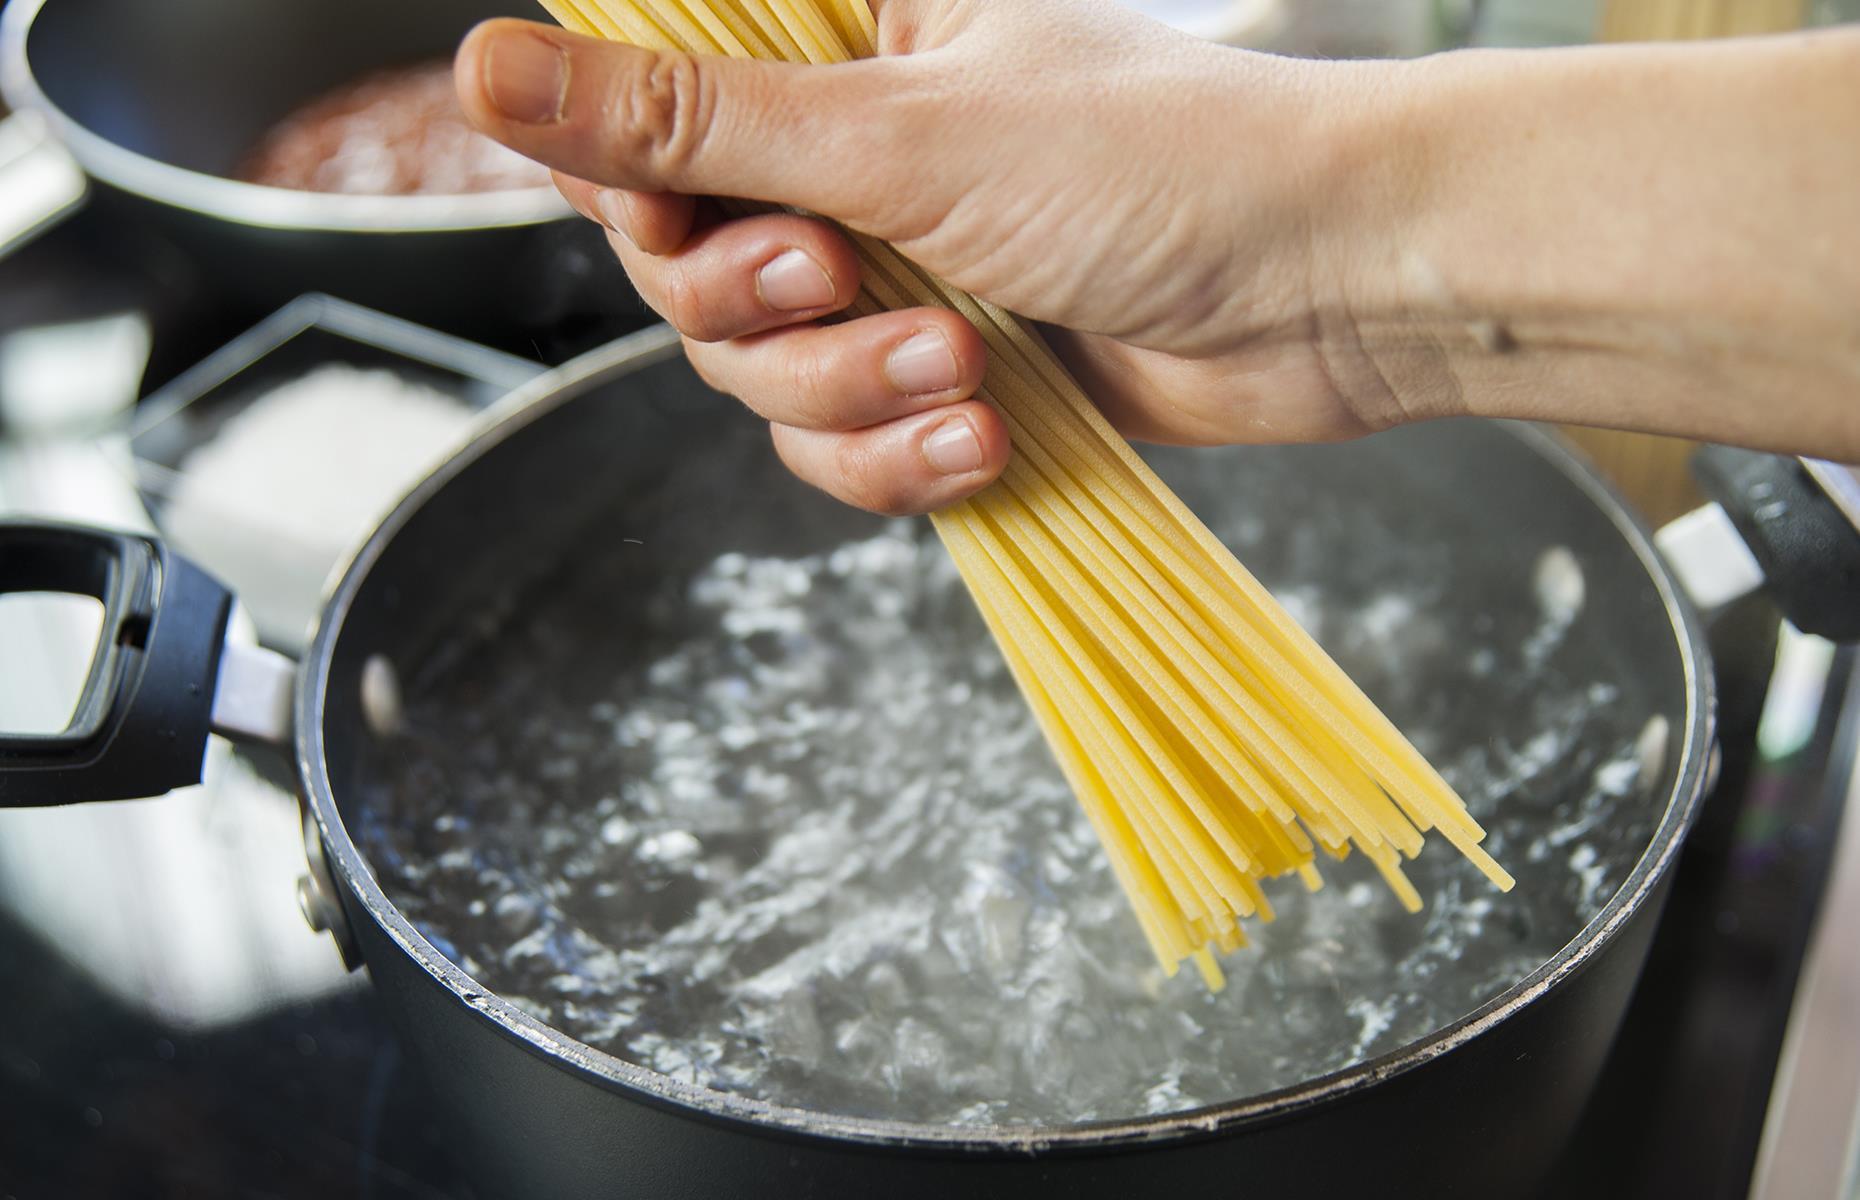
[0,519,292,806]
[1689,448,1860,642]
[1658,449,1860,641]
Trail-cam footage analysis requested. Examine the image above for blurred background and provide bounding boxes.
[1,1,1857,1197]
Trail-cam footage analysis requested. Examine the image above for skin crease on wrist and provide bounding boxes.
[454,5,1860,516]
[1351,30,1860,462]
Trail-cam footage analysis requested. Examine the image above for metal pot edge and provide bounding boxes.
[294,324,1720,1155]
[0,0,573,236]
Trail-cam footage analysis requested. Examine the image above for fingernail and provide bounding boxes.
[922,417,984,476]
[485,32,568,124]
[593,189,634,244]
[885,330,960,396]
[756,249,836,312]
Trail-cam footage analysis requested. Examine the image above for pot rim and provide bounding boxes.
[0,0,572,234]
[301,325,1718,1153]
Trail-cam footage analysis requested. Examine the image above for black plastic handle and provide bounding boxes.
[0,521,233,806]
[1692,447,1860,642]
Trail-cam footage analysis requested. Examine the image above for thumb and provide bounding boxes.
[456,20,914,223]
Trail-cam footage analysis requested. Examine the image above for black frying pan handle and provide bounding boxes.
[1692,447,1860,642]
[0,521,233,806]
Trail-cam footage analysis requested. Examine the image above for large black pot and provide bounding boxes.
[13,328,1859,1197]
[0,0,636,345]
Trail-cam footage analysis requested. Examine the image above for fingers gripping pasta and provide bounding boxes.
[540,0,1513,989]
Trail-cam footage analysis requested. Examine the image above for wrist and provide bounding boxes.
[1313,39,1836,432]
[1247,31,1860,454]
[1260,52,1478,431]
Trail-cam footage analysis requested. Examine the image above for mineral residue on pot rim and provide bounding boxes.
[354,500,1663,1129]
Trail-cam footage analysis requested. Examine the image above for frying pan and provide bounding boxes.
[0,0,635,344]
[2,327,1855,1197]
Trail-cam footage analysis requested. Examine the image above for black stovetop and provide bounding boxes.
[2,203,1855,1200]
[0,923,471,1200]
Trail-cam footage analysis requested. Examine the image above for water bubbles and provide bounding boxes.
[365,512,1659,1128]
[1345,996,1396,1060]
[1524,545,1586,668]
[1568,844,1609,912]
[1595,757,1642,796]
[639,830,702,865]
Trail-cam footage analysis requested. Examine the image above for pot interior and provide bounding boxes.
[318,348,1699,1130]
[18,0,532,181]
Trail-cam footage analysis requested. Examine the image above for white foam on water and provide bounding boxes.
[361,519,1656,1128]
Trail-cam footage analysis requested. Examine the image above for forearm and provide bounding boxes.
[1332,29,1860,459]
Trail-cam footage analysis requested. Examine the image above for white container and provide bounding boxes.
[130,294,540,651]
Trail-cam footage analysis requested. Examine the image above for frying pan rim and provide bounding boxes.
[0,0,573,234]
[299,324,1716,1153]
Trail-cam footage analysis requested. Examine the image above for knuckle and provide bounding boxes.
[834,438,918,517]
[683,340,729,393]
[616,258,669,320]
[660,268,721,342]
[834,63,948,227]
[613,50,711,181]
[787,346,842,429]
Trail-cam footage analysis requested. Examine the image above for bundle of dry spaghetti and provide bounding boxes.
[539,0,1513,990]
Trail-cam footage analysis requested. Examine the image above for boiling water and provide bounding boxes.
[358,468,1665,1128]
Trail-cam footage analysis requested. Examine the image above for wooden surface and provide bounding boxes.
[1569,0,1805,524]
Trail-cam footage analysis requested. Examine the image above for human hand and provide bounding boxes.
[453,1,1422,513]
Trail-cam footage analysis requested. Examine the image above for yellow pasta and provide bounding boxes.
[551,0,1514,987]
[1601,0,1803,41]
